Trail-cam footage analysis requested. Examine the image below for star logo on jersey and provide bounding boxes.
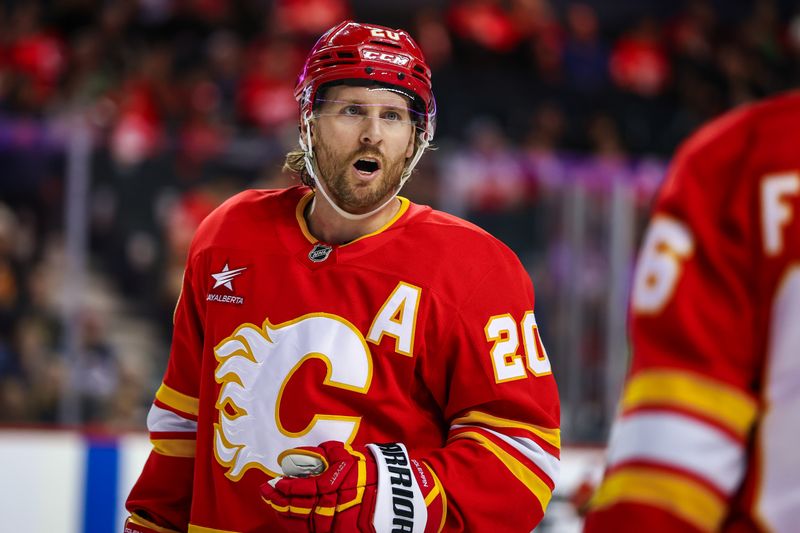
[211,263,247,291]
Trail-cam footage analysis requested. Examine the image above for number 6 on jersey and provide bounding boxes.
[632,215,694,313]
[485,311,552,383]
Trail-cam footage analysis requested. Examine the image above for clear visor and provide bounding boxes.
[314,99,426,131]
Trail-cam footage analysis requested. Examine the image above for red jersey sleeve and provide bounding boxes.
[420,243,561,532]
[125,251,206,531]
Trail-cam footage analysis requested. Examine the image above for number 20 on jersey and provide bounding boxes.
[485,312,552,383]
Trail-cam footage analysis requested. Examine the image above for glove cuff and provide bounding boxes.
[367,443,443,533]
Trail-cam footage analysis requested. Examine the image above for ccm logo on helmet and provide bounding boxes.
[370,28,401,41]
[362,50,410,66]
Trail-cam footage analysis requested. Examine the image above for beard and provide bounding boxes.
[313,140,407,214]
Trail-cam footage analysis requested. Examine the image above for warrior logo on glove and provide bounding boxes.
[261,441,445,533]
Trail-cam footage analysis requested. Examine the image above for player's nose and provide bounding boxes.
[358,115,383,145]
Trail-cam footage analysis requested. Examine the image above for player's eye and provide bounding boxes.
[342,105,363,116]
[384,110,401,121]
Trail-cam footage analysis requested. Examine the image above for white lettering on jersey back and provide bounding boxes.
[761,173,799,257]
[367,282,422,357]
[632,216,695,314]
[757,266,800,532]
[213,314,373,479]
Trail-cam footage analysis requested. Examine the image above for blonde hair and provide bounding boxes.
[283,149,313,187]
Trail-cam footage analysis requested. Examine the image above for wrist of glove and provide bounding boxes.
[260,441,445,533]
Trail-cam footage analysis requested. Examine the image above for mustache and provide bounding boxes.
[351,147,384,163]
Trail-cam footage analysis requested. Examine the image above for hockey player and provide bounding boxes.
[124,20,560,532]
[584,91,800,532]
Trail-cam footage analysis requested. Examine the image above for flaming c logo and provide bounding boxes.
[213,314,373,479]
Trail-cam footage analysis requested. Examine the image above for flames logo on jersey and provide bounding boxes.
[213,313,374,479]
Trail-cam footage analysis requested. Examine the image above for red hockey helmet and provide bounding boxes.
[295,20,435,141]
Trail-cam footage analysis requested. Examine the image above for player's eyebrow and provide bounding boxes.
[321,98,407,108]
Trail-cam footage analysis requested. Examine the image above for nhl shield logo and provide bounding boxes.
[308,243,333,262]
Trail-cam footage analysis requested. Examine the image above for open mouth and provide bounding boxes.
[353,158,381,174]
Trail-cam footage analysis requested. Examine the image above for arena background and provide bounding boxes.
[0,0,798,531]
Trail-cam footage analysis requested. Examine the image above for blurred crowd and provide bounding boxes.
[3,0,799,153]
[0,0,799,431]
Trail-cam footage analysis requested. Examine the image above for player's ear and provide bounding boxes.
[300,119,316,141]
[405,130,415,158]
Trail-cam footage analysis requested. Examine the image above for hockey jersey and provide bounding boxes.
[125,186,561,532]
[584,91,800,532]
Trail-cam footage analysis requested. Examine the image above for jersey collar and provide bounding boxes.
[294,190,411,247]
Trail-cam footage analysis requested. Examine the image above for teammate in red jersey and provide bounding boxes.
[124,20,560,533]
[584,91,800,533]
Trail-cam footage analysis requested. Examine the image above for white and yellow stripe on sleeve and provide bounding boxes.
[451,411,561,451]
[606,412,744,493]
[590,465,727,532]
[449,412,560,512]
[155,382,200,417]
[449,429,556,512]
[590,369,759,531]
[621,369,758,439]
[148,383,199,458]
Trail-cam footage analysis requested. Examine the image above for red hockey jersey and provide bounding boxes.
[126,186,561,532]
[585,91,800,532]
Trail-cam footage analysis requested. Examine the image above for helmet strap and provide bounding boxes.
[299,111,427,222]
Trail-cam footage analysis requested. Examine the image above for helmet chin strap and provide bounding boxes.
[300,111,429,221]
